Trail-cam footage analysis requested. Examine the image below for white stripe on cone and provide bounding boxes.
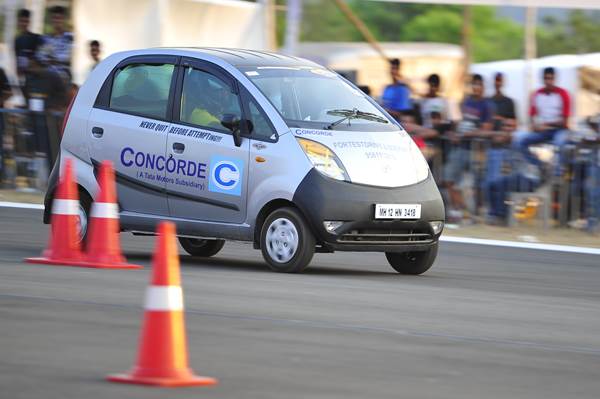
[91,202,119,219]
[52,199,79,215]
[144,286,184,311]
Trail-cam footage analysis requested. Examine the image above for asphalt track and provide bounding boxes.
[1,207,600,399]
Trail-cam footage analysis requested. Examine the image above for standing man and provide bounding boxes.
[420,73,449,129]
[14,9,43,99]
[443,74,493,223]
[0,67,13,181]
[381,58,412,120]
[89,40,102,71]
[513,67,570,177]
[38,6,73,83]
[489,72,516,130]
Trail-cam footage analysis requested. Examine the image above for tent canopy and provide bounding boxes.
[370,0,600,10]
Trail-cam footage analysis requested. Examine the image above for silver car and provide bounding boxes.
[44,48,445,274]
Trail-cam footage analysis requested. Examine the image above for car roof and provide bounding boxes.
[148,47,321,69]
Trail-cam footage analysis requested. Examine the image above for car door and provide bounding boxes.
[87,55,177,216]
[166,59,249,223]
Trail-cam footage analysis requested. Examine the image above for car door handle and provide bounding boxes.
[172,142,185,154]
[91,126,104,138]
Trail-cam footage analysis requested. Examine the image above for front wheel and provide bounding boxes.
[178,237,225,257]
[385,243,438,275]
[260,207,315,273]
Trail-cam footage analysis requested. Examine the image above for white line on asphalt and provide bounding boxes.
[1,200,598,255]
[441,235,600,255]
[0,201,44,210]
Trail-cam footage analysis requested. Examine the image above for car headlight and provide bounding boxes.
[408,136,430,182]
[297,138,350,181]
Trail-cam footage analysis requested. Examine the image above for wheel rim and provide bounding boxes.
[265,217,299,263]
[76,204,88,242]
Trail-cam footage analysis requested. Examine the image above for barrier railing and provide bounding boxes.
[0,108,64,191]
[423,134,600,231]
[1,107,598,231]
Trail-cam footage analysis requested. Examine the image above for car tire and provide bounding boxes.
[260,207,315,273]
[385,242,438,275]
[77,190,92,246]
[178,237,225,257]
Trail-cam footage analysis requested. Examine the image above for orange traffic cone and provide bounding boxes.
[26,158,85,265]
[107,222,217,387]
[82,161,141,269]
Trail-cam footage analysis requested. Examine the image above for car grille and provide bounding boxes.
[337,228,433,245]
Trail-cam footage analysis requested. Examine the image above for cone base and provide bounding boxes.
[81,260,143,270]
[25,257,142,270]
[107,372,218,387]
[25,257,85,266]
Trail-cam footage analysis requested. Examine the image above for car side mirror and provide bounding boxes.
[221,114,242,147]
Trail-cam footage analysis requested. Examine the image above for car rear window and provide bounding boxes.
[109,63,174,120]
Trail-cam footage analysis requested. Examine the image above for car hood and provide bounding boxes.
[292,128,429,188]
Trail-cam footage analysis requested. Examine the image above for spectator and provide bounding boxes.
[14,9,43,99]
[513,67,570,178]
[25,56,69,170]
[0,67,13,180]
[381,58,412,120]
[489,72,516,131]
[420,74,449,129]
[482,118,517,224]
[89,40,102,72]
[398,113,438,161]
[480,73,518,224]
[444,74,493,223]
[38,6,73,83]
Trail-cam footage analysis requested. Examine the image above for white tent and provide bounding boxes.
[72,0,270,84]
[1,0,271,85]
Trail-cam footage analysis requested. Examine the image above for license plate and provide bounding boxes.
[374,204,421,219]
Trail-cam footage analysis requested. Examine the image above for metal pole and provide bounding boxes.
[25,0,46,34]
[333,0,387,60]
[461,5,472,81]
[260,0,278,51]
[525,7,537,116]
[283,0,302,55]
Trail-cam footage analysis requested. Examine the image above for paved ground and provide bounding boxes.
[1,207,600,399]
[4,188,600,247]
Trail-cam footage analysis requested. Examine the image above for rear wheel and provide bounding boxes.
[385,243,438,275]
[260,207,315,273]
[178,237,225,257]
[76,191,92,246]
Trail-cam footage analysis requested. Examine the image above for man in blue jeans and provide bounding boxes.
[513,67,571,178]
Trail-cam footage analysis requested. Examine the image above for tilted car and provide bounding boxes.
[44,48,445,274]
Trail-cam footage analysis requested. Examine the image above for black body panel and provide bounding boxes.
[292,169,445,253]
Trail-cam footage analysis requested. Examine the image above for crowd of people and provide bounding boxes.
[0,7,101,175]
[380,58,600,230]
[0,6,597,230]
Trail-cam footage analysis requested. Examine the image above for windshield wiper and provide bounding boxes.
[325,108,389,130]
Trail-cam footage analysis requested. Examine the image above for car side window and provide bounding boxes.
[180,67,242,132]
[248,99,277,141]
[109,63,174,120]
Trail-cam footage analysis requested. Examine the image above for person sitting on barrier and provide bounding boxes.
[512,67,571,180]
[443,74,493,223]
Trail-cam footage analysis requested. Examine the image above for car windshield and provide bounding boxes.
[241,66,399,132]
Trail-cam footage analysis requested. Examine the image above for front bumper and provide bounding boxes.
[292,169,445,253]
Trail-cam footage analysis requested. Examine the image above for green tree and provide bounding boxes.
[538,11,600,56]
